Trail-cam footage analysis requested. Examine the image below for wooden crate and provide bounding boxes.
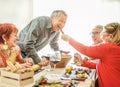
[1,70,34,86]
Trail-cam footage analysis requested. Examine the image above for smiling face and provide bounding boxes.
[7,32,19,47]
[91,28,103,45]
[51,13,67,31]
[0,23,19,48]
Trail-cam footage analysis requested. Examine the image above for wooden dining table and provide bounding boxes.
[0,67,95,87]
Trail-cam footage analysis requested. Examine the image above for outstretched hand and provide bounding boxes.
[61,34,70,41]
[74,53,84,65]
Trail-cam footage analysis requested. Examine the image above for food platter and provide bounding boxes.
[61,73,87,81]
[33,82,63,87]
[33,83,76,87]
[33,76,78,87]
[61,66,91,81]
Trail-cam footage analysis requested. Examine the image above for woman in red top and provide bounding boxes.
[0,23,34,68]
[61,22,120,87]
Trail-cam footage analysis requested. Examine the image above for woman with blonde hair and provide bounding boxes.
[61,22,120,87]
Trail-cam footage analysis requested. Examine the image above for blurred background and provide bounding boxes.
[0,0,120,56]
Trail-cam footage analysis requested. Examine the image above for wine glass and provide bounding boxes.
[50,51,61,71]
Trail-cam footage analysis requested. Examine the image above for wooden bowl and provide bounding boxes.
[50,54,72,68]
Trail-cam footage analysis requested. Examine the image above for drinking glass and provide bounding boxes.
[50,51,61,71]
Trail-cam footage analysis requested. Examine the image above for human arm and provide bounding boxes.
[0,57,6,67]
[61,34,106,59]
[21,17,52,64]
[74,53,96,69]
[16,53,34,64]
[82,60,97,69]
[23,21,42,64]
[49,31,60,51]
[19,30,49,66]
[15,45,34,65]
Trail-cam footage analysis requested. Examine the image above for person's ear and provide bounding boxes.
[2,34,8,50]
[108,34,113,42]
[109,34,113,39]
[2,34,6,41]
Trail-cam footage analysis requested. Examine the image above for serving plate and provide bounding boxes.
[32,75,78,87]
[61,73,87,81]
[61,68,91,81]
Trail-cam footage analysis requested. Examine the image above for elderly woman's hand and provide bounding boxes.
[61,34,70,41]
[74,53,84,65]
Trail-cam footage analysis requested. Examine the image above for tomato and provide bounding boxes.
[64,83,71,87]
[41,79,47,84]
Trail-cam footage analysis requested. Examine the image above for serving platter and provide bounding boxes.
[61,67,91,81]
[32,75,78,87]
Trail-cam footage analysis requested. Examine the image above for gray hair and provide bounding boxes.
[92,25,103,33]
[51,10,67,17]
[95,25,103,30]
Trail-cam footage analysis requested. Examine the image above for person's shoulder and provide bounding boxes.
[12,44,21,50]
[98,42,119,48]
[34,16,50,21]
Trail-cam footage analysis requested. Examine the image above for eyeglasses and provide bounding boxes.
[90,32,100,35]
